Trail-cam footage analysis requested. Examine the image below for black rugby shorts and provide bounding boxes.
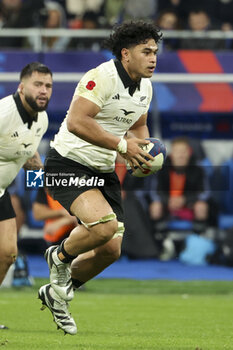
[0,190,16,221]
[44,148,124,222]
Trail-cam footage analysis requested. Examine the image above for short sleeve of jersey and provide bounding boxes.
[74,67,112,108]
[0,114,7,136]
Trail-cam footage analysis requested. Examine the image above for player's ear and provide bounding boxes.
[18,82,24,94]
[121,48,129,63]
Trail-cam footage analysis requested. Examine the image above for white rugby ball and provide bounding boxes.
[127,138,166,177]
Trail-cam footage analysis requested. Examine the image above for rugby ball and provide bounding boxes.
[127,138,166,177]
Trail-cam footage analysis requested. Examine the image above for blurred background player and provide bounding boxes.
[33,187,77,246]
[148,137,212,258]
[0,61,53,328]
[180,9,224,50]
[0,0,45,48]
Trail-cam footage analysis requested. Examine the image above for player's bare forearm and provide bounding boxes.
[67,96,120,150]
[69,114,120,150]
[23,152,43,170]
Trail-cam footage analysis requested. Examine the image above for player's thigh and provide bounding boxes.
[0,218,17,255]
[70,188,116,224]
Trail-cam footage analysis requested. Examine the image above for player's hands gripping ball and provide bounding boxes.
[127,138,166,177]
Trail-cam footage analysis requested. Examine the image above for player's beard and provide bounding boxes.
[25,94,49,112]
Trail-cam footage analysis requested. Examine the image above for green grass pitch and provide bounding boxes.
[0,278,233,350]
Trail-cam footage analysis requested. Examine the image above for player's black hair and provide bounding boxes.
[171,136,191,146]
[103,20,163,60]
[20,62,52,81]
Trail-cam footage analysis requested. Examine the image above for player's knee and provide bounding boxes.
[106,243,121,262]
[0,246,17,267]
[91,219,118,244]
[107,241,121,260]
[96,240,121,263]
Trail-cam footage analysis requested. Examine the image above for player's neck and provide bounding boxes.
[121,60,140,82]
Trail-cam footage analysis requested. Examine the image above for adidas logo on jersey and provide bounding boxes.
[112,94,120,100]
[11,131,19,138]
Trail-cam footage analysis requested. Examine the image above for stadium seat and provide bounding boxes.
[218,214,233,230]
[210,158,233,229]
[168,219,193,231]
